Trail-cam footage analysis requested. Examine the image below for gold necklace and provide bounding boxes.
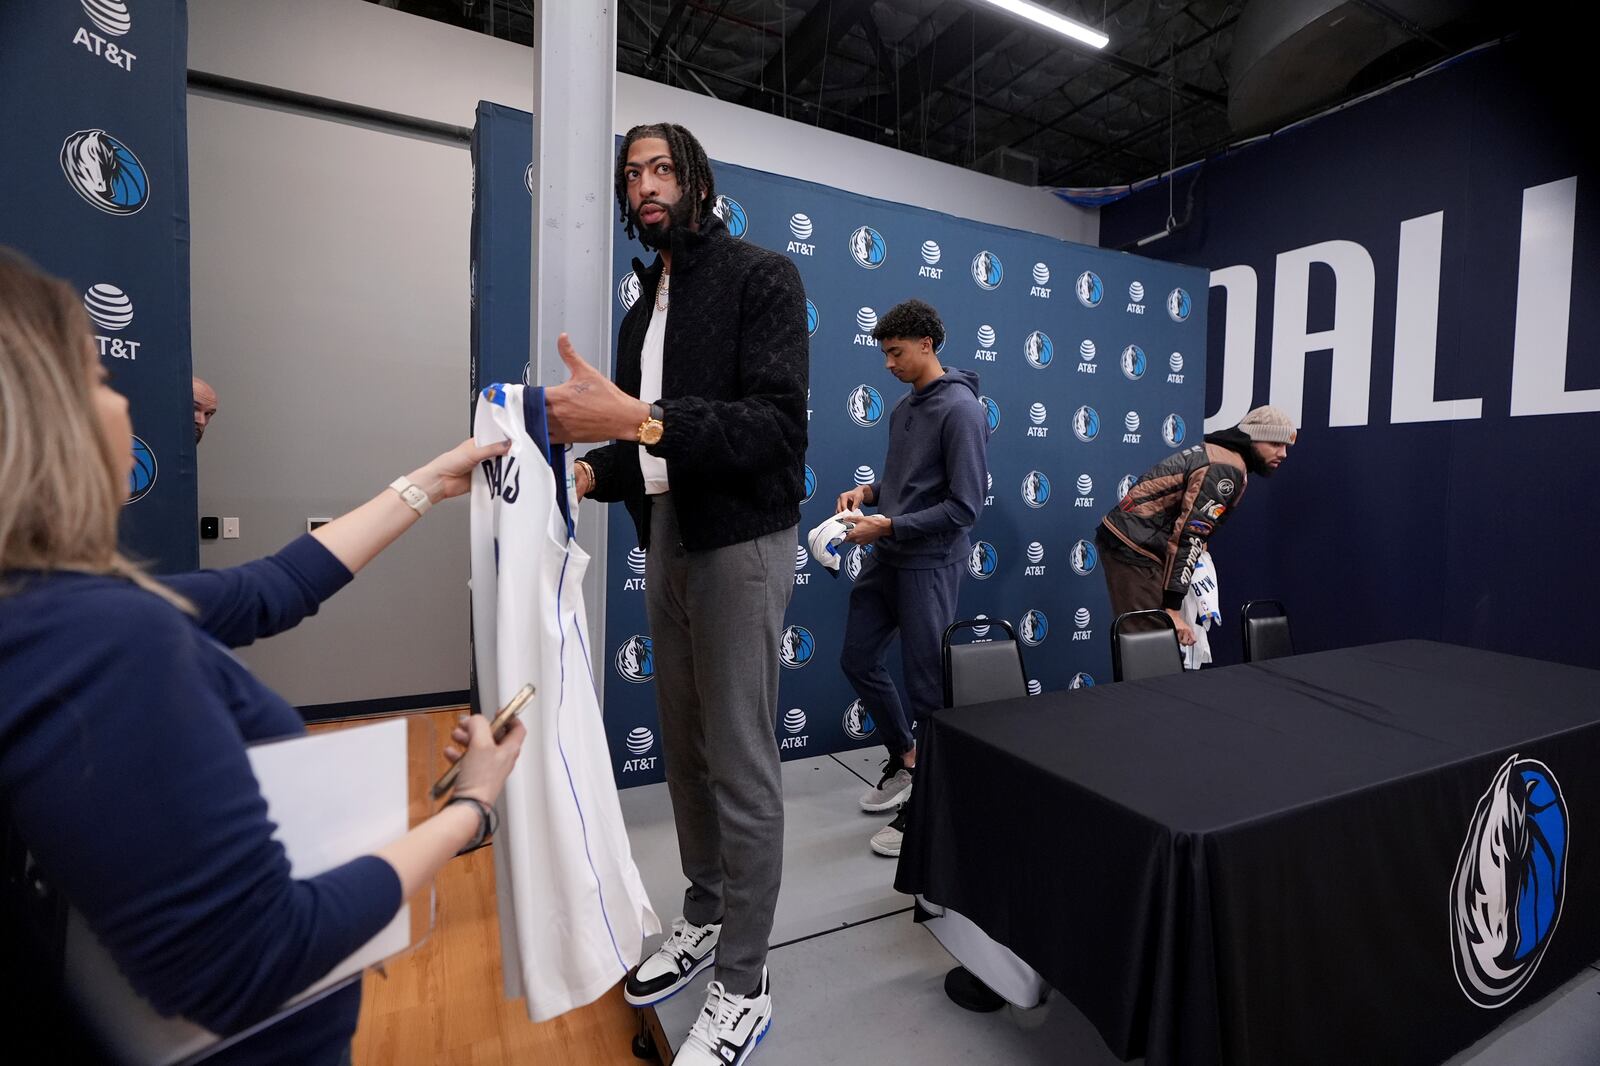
[655,273,670,311]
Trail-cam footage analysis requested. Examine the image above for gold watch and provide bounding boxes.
[637,403,665,446]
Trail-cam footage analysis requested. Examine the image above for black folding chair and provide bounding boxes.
[925,619,1041,1013]
[942,618,1030,708]
[1111,610,1184,682]
[1242,599,1294,662]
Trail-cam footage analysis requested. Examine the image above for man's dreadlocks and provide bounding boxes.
[614,123,718,242]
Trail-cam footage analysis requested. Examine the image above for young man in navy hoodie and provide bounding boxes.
[833,299,988,857]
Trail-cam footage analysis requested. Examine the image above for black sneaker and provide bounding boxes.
[622,916,720,1007]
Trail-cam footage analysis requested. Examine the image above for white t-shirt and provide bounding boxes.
[637,294,670,495]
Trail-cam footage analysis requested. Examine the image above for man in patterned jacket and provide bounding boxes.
[1095,405,1297,645]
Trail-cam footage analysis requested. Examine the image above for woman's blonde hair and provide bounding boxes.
[0,249,190,609]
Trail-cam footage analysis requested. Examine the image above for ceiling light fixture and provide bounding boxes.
[970,0,1109,49]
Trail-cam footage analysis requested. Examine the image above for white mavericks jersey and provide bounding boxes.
[470,383,659,1021]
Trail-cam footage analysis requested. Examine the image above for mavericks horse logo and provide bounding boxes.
[847,384,884,427]
[127,436,156,504]
[1070,539,1098,576]
[60,129,149,215]
[1073,405,1100,442]
[1021,471,1051,509]
[779,625,815,669]
[1450,754,1569,1009]
[1025,330,1054,370]
[1019,609,1048,647]
[843,699,877,740]
[968,541,998,581]
[971,250,1003,290]
[615,635,654,683]
[1075,270,1104,307]
[849,225,887,269]
[713,195,748,238]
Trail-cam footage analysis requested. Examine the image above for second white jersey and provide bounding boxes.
[470,383,659,1021]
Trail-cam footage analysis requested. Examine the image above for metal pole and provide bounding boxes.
[532,0,617,690]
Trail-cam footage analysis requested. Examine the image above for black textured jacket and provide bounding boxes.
[1099,439,1249,609]
[582,214,810,551]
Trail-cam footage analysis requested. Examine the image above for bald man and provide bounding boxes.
[193,377,218,443]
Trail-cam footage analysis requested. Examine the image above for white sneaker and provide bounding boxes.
[623,916,719,1007]
[859,759,914,812]
[870,808,907,857]
[674,968,773,1066]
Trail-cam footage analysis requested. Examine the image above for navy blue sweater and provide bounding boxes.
[0,536,402,1064]
[869,368,989,569]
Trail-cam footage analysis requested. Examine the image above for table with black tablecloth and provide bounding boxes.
[895,641,1600,1065]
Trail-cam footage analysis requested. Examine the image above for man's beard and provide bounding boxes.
[631,195,694,250]
[1243,446,1275,476]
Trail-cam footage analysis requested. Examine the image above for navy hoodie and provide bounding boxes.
[869,367,989,569]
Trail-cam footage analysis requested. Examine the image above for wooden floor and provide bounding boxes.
[309,709,649,1066]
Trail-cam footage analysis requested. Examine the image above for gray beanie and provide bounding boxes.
[1237,405,1297,444]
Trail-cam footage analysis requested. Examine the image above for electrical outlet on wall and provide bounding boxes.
[222,517,240,539]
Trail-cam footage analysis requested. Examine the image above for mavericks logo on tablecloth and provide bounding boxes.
[1449,754,1569,1009]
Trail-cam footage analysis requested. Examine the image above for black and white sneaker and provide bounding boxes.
[674,967,772,1066]
[859,756,913,812]
[623,916,720,1007]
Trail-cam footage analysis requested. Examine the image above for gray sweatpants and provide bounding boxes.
[645,493,794,995]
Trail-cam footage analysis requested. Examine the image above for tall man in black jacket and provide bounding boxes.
[545,123,807,1066]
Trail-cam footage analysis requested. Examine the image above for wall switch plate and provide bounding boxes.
[221,517,240,539]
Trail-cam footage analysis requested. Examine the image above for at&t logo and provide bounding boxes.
[1070,539,1098,576]
[1074,473,1094,509]
[618,272,642,310]
[1073,405,1100,442]
[968,541,998,581]
[803,464,817,503]
[1075,270,1103,308]
[84,284,141,361]
[1021,470,1051,509]
[1030,262,1051,298]
[1168,351,1185,384]
[615,635,654,683]
[971,250,1003,290]
[779,625,815,669]
[787,212,815,256]
[1072,607,1093,642]
[713,194,748,238]
[847,384,884,427]
[1024,541,1045,577]
[1027,679,1043,695]
[622,546,648,592]
[849,225,887,269]
[1167,287,1192,321]
[853,464,876,486]
[1450,755,1569,1009]
[1121,344,1147,381]
[1077,338,1098,375]
[794,546,811,586]
[1027,402,1048,439]
[1069,672,1095,689]
[980,396,1001,435]
[1162,414,1187,447]
[622,726,657,772]
[1019,609,1048,647]
[919,240,943,279]
[1024,330,1053,370]
[984,470,994,508]
[780,708,809,750]
[127,435,156,504]
[843,699,877,741]
[974,324,997,363]
[60,129,148,215]
[1123,410,1142,444]
[854,306,878,346]
[806,299,819,337]
[1127,280,1146,314]
[74,0,138,72]
[971,614,992,637]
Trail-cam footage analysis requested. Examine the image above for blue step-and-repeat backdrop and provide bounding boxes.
[472,104,1207,786]
[0,0,196,573]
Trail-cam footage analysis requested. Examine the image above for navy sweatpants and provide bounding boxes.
[839,553,964,757]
